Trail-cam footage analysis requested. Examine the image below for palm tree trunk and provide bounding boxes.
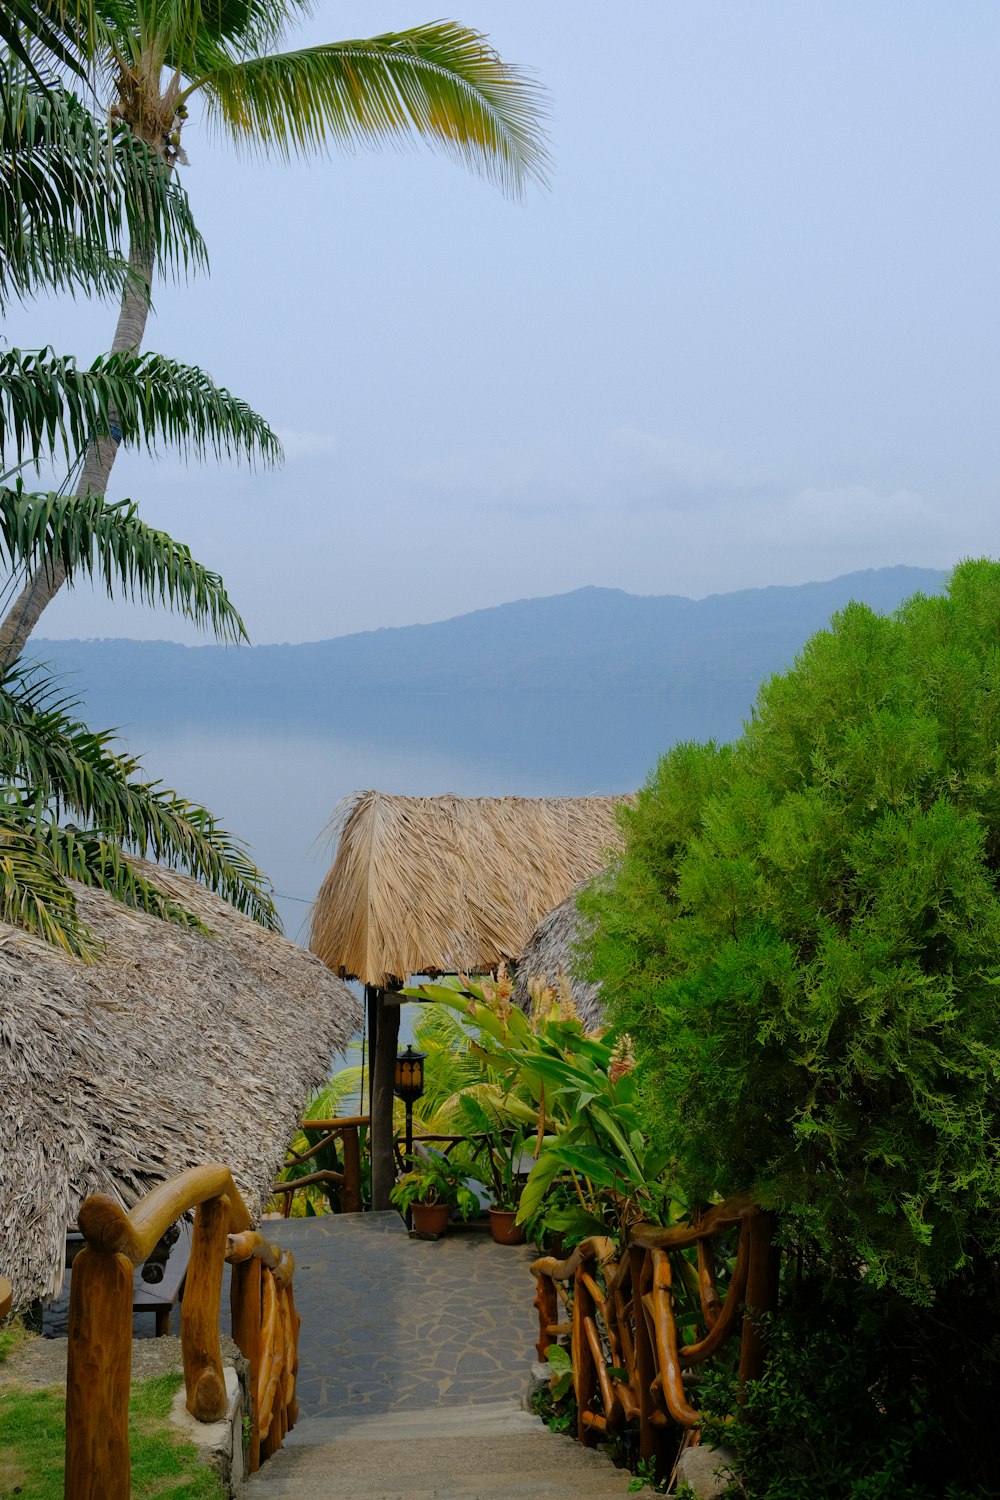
[0,239,155,668]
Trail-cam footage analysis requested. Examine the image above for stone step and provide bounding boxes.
[244,1403,646,1499]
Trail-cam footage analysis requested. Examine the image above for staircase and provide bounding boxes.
[242,1213,645,1500]
[245,1402,641,1499]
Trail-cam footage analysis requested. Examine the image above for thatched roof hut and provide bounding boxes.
[0,862,359,1312]
[512,883,605,1030]
[309,791,627,986]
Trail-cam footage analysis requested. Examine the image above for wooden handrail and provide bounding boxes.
[530,1196,777,1480]
[0,1275,11,1323]
[66,1163,298,1500]
[299,1114,370,1130]
[78,1165,253,1263]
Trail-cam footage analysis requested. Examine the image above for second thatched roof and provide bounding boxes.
[1,861,360,1312]
[512,883,605,1029]
[310,791,628,987]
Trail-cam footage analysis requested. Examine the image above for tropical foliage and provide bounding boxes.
[389,1151,479,1219]
[403,969,673,1247]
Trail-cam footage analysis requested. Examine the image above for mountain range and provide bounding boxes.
[27,566,946,747]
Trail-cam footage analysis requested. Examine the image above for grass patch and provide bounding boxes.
[0,1371,225,1499]
[0,1317,31,1365]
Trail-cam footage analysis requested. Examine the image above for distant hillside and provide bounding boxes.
[27,566,947,745]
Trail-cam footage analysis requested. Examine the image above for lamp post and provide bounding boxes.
[394,1045,427,1228]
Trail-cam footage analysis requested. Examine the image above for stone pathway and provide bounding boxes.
[244,1213,644,1500]
[273,1211,538,1415]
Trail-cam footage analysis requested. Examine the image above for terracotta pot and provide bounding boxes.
[488,1207,526,1245]
[411,1201,450,1238]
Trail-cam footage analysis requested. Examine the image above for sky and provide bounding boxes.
[7,1,1000,644]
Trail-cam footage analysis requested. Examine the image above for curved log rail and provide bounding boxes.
[272,1114,367,1215]
[65,1164,299,1500]
[531,1196,777,1474]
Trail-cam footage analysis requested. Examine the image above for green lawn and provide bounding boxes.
[0,1371,225,1499]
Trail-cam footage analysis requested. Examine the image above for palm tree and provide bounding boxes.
[0,44,284,945]
[0,6,547,660]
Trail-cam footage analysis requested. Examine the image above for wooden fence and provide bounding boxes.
[65,1163,299,1500]
[531,1194,777,1474]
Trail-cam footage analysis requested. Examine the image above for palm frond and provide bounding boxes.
[0,1,92,83]
[0,345,281,468]
[12,226,141,303]
[187,22,548,195]
[0,486,248,642]
[0,663,281,929]
[0,799,95,955]
[0,55,206,304]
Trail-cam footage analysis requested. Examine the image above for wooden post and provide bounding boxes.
[573,1263,598,1447]
[65,1246,134,1500]
[230,1256,262,1473]
[533,1273,558,1363]
[630,1245,662,1470]
[181,1195,229,1421]
[738,1211,778,1390]
[370,988,400,1211]
[340,1125,362,1214]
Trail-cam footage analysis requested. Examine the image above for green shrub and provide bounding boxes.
[697,1272,1000,1498]
[584,559,1000,1301]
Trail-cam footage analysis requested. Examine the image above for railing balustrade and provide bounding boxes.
[531,1195,777,1474]
[271,1114,367,1215]
[64,1163,299,1500]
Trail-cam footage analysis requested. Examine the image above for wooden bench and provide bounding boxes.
[131,1219,192,1335]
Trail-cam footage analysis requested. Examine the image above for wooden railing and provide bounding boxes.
[0,1275,11,1323]
[65,1163,299,1500]
[532,1195,777,1475]
[271,1115,367,1215]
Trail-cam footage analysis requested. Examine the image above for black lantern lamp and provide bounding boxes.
[394,1045,427,1106]
[394,1045,426,1227]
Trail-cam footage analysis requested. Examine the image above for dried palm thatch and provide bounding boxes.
[512,883,605,1030]
[310,791,628,987]
[0,860,360,1311]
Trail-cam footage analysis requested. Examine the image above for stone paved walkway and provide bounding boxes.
[275,1212,539,1416]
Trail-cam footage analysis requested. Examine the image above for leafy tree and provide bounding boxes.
[584,559,1000,1301]
[0,5,548,659]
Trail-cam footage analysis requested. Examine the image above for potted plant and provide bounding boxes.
[390,1152,480,1238]
[458,1097,529,1244]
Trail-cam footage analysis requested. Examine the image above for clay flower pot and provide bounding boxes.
[488,1207,526,1245]
[411,1201,450,1238]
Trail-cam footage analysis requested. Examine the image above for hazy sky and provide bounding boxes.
[8,1,1000,644]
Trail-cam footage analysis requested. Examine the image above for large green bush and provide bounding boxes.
[584,559,1000,1301]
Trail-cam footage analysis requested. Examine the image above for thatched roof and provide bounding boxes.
[310,791,627,987]
[0,862,360,1311]
[512,884,605,1029]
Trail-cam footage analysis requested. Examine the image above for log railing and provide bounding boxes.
[271,1115,367,1215]
[531,1195,777,1475]
[65,1163,299,1500]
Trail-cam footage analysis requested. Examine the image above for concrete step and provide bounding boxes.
[244,1402,646,1499]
